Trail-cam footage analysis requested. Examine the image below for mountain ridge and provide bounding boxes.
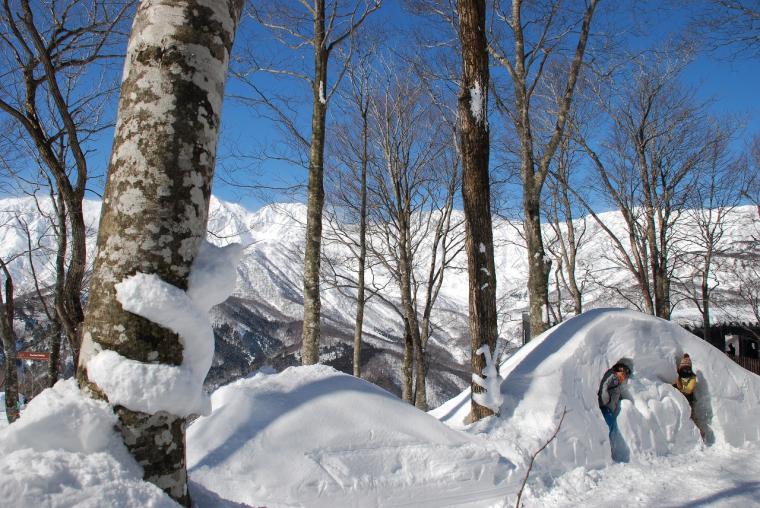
[1,196,757,406]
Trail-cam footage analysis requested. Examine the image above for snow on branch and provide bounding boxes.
[87,241,243,417]
[472,343,504,414]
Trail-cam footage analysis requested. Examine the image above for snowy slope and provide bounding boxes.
[4,309,760,507]
[190,309,760,506]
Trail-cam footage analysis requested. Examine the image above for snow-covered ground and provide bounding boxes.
[2,308,759,507]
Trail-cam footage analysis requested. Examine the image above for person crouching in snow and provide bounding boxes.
[674,353,704,438]
[674,353,696,404]
[598,362,631,437]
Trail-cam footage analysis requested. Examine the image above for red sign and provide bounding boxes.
[17,351,50,361]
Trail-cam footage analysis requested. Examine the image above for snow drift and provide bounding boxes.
[0,379,175,508]
[187,365,512,507]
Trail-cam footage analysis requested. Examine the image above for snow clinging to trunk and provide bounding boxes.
[86,242,242,417]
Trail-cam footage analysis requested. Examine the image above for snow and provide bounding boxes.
[0,379,175,508]
[472,344,504,414]
[319,80,327,104]
[3,308,760,507]
[86,241,243,417]
[470,80,485,124]
[433,309,760,475]
[187,364,511,507]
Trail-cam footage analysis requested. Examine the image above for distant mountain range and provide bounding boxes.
[1,196,757,406]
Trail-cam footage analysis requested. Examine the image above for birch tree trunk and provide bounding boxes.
[457,0,499,422]
[77,1,242,505]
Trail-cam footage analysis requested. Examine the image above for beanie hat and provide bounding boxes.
[678,353,692,370]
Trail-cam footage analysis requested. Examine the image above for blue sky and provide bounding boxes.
[20,1,760,213]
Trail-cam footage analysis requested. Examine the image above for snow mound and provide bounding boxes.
[0,379,175,508]
[187,364,513,507]
[433,308,760,478]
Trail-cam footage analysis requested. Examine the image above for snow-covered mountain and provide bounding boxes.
[1,196,757,406]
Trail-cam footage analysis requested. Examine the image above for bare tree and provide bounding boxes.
[544,128,589,318]
[247,0,381,366]
[674,120,748,345]
[574,57,707,319]
[688,0,760,57]
[15,194,68,385]
[456,0,500,422]
[488,0,600,337]
[323,48,375,378]
[360,69,462,408]
[77,1,242,504]
[0,0,133,369]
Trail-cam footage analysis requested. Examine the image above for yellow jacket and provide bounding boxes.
[676,375,696,396]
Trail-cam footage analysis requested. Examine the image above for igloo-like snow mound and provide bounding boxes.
[187,364,513,507]
[433,308,760,475]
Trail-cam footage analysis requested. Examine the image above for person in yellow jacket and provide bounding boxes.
[674,353,697,404]
[674,353,705,438]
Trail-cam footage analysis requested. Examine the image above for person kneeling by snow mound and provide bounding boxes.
[598,362,631,437]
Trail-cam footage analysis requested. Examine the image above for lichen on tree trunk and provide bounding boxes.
[77,1,242,505]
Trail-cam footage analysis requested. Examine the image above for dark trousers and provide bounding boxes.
[601,406,617,437]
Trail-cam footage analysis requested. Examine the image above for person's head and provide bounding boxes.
[678,353,692,371]
[613,363,631,382]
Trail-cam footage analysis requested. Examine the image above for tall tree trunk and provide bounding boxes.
[413,327,427,410]
[401,317,414,402]
[77,1,241,505]
[61,200,87,365]
[655,216,671,319]
[701,248,713,343]
[560,184,583,315]
[398,213,424,406]
[353,109,368,378]
[0,265,20,423]
[524,191,551,335]
[702,275,711,342]
[302,1,328,366]
[457,0,499,422]
[49,193,67,386]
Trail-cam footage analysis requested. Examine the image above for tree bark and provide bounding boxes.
[0,262,20,423]
[401,317,414,402]
[353,108,369,378]
[49,192,67,386]
[77,1,242,505]
[302,1,328,366]
[457,0,499,422]
[397,211,424,406]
